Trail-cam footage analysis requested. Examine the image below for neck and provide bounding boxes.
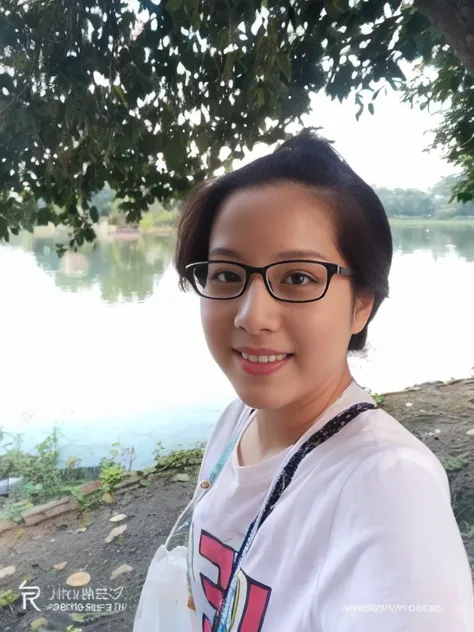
[255,366,354,456]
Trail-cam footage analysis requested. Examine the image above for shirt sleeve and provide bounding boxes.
[315,448,474,631]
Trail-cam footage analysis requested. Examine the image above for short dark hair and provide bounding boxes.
[174,130,393,351]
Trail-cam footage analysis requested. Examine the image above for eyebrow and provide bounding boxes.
[209,247,329,261]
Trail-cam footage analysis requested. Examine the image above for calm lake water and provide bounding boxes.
[1,225,473,469]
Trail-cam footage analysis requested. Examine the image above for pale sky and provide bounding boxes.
[239,88,458,191]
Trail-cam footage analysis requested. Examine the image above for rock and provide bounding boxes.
[31,617,48,630]
[102,492,115,504]
[53,561,68,571]
[22,497,79,526]
[172,473,190,483]
[79,480,102,495]
[115,476,141,492]
[110,564,133,580]
[66,571,91,587]
[0,566,16,580]
[70,613,89,622]
[466,429,474,436]
[109,513,127,523]
[0,519,17,535]
[105,524,127,543]
[405,402,413,407]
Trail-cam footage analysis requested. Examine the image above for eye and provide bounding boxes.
[282,272,316,285]
[211,270,242,283]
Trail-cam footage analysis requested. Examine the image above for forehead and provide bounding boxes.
[209,182,340,262]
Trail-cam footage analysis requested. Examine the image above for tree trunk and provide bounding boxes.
[415,0,474,75]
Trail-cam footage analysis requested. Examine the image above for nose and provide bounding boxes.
[233,274,280,334]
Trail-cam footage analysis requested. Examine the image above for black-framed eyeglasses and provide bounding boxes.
[184,260,353,303]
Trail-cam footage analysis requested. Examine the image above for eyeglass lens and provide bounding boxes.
[192,261,329,301]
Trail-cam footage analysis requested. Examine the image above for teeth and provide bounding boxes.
[240,352,288,363]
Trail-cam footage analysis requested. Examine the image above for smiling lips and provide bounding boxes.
[234,347,293,376]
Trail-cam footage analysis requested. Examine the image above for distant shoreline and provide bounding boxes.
[388,217,474,227]
[24,216,474,241]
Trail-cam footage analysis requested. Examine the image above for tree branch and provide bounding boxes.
[415,0,474,75]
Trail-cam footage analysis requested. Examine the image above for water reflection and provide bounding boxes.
[1,225,473,467]
[12,232,175,303]
[393,225,474,261]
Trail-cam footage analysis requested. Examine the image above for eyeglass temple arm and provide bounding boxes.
[337,266,353,276]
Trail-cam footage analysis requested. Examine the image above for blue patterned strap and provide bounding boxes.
[208,407,255,485]
[186,406,255,603]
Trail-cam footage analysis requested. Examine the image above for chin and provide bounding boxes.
[231,381,293,411]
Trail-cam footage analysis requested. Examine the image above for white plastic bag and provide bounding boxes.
[133,543,198,632]
[133,498,200,632]
[133,408,248,631]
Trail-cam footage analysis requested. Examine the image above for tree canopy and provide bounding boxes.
[0,0,473,246]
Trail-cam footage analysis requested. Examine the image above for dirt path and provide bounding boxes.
[0,478,195,631]
[1,378,473,631]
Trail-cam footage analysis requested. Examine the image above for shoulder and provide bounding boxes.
[329,433,453,537]
[328,404,448,487]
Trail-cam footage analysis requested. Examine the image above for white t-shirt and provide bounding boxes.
[188,381,474,631]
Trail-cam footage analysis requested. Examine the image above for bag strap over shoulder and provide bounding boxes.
[209,407,254,485]
[166,405,254,550]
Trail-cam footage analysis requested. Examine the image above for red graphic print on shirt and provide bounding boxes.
[199,530,271,632]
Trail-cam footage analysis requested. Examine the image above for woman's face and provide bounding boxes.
[201,182,373,410]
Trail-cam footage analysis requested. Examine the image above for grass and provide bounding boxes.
[389,217,474,228]
[0,428,205,523]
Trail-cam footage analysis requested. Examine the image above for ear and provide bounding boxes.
[351,291,375,336]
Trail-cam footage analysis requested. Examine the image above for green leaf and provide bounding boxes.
[217,30,228,51]
[183,0,199,19]
[223,52,237,83]
[166,0,183,12]
[90,206,99,223]
[276,53,292,82]
[368,103,375,115]
[256,88,265,109]
[196,129,210,154]
[164,134,186,172]
[113,86,128,107]
[0,216,9,242]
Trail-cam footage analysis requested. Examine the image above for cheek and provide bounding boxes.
[295,294,353,349]
[200,301,232,352]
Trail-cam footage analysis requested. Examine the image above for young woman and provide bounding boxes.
[173,131,474,631]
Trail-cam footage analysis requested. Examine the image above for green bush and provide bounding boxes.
[0,428,66,504]
[98,459,127,493]
[153,441,205,474]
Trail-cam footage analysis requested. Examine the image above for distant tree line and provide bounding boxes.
[89,184,179,229]
[374,175,474,219]
[91,174,474,224]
